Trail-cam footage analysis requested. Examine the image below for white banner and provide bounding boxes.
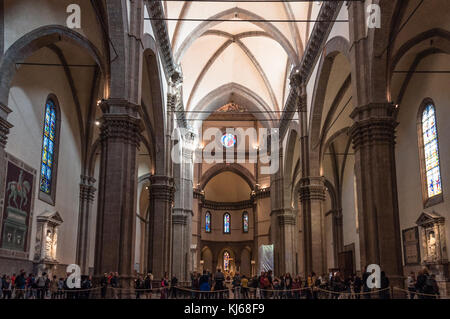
[258,244,274,273]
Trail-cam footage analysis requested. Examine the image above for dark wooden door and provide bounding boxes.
[338,251,354,279]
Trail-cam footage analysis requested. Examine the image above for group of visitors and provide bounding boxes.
[0,267,443,299]
[186,269,395,299]
[1,269,93,299]
[406,268,440,299]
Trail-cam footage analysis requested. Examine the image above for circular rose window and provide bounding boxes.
[221,133,236,148]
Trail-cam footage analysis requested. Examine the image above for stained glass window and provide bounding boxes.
[243,211,249,233]
[223,251,230,272]
[224,213,230,233]
[205,211,211,233]
[221,133,236,148]
[40,99,57,195]
[422,104,442,198]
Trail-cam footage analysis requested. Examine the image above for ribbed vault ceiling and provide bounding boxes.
[163,1,316,117]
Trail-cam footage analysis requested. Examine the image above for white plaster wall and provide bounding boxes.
[341,155,361,271]
[7,48,82,266]
[395,54,450,265]
[327,5,350,43]
[4,0,105,56]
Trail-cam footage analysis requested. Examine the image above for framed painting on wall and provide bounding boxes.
[402,226,421,265]
[0,153,36,259]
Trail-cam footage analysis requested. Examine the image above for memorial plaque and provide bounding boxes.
[402,226,420,265]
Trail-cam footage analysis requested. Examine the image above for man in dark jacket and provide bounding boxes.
[362,269,371,299]
[100,273,108,299]
[170,275,178,299]
[15,271,26,299]
[353,273,363,299]
[214,269,225,299]
[379,271,390,299]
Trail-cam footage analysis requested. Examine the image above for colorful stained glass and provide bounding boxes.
[243,212,249,233]
[221,133,236,148]
[40,99,57,194]
[224,213,230,233]
[223,251,230,272]
[422,104,442,198]
[205,211,211,233]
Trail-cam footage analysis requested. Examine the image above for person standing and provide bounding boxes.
[100,273,108,299]
[199,270,210,299]
[353,273,362,299]
[2,276,12,299]
[407,272,416,299]
[160,274,169,299]
[15,271,26,299]
[135,275,143,299]
[144,272,153,299]
[111,272,119,299]
[241,275,249,299]
[429,274,440,299]
[170,274,178,299]
[50,275,58,299]
[35,272,47,299]
[379,271,390,299]
[214,268,225,299]
[362,269,371,299]
[57,278,65,299]
[232,272,241,299]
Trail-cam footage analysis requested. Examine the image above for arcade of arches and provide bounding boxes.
[1,0,450,294]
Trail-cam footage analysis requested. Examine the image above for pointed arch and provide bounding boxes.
[174,7,298,64]
[0,25,106,111]
[189,83,275,131]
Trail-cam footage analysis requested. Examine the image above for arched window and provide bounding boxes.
[205,211,211,233]
[223,251,230,272]
[242,211,249,233]
[39,96,60,205]
[418,100,443,207]
[224,213,230,234]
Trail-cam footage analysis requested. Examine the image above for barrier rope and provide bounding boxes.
[247,286,312,293]
[392,287,443,298]
[315,287,391,296]
[12,287,103,293]
[6,286,445,299]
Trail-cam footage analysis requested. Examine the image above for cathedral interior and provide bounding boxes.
[1,0,450,297]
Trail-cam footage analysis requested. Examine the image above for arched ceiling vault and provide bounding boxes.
[163,1,311,121]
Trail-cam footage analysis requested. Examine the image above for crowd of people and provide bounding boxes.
[406,268,441,299]
[0,269,93,299]
[0,267,442,299]
[186,269,387,299]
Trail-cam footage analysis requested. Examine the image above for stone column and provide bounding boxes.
[76,175,96,275]
[147,175,174,279]
[299,177,326,275]
[270,146,296,275]
[350,102,403,286]
[94,99,142,289]
[332,209,344,266]
[172,144,194,281]
[276,210,297,275]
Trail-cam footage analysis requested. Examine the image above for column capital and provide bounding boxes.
[299,176,326,202]
[100,113,143,147]
[149,175,175,202]
[172,214,187,225]
[277,213,296,226]
[99,98,139,115]
[350,103,398,150]
[0,117,13,149]
[173,208,194,216]
[80,176,96,202]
